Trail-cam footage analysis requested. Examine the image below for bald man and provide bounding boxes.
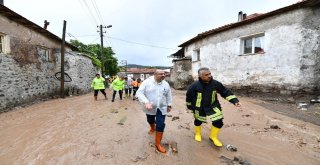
[136,70,172,153]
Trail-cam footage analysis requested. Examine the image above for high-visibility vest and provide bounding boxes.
[91,77,105,90]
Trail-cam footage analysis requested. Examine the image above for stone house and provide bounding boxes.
[0,4,97,111]
[175,0,320,94]
[123,68,157,81]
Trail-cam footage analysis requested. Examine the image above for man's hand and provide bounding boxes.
[145,103,153,111]
[234,102,242,111]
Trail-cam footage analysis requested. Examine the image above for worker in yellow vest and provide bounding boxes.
[91,73,107,101]
[110,75,125,102]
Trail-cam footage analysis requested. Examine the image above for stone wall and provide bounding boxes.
[0,11,98,111]
[170,58,194,90]
[0,51,97,111]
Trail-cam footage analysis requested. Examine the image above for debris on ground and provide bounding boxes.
[131,155,148,162]
[178,125,190,130]
[310,99,320,104]
[297,103,308,111]
[233,156,251,165]
[242,114,251,117]
[172,116,180,121]
[171,141,178,153]
[270,125,280,129]
[219,155,251,165]
[225,144,237,152]
[111,109,119,113]
[219,155,233,164]
[117,116,127,125]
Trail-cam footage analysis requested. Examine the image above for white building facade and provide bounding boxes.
[180,1,320,94]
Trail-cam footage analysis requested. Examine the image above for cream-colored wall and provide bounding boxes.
[184,8,320,94]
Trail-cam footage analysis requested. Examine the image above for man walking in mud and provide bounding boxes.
[186,67,241,147]
[110,75,125,102]
[91,73,107,101]
[136,69,172,153]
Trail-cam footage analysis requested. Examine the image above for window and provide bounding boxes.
[37,46,50,61]
[140,74,144,80]
[0,34,5,53]
[0,33,10,54]
[192,49,200,62]
[242,34,265,54]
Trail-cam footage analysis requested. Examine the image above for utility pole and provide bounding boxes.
[98,25,112,76]
[125,60,127,77]
[98,25,105,75]
[121,60,128,77]
[60,20,66,98]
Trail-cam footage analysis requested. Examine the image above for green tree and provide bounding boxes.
[70,40,119,76]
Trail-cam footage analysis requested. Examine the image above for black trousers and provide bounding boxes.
[194,118,224,128]
[94,89,106,96]
[112,90,123,100]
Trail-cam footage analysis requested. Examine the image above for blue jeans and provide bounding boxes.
[146,109,166,132]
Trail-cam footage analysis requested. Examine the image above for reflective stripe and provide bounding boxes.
[186,102,192,106]
[211,90,216,104]
[208,107,223,121]
[226,95,237,101]
[196,92,202,108]
[194,110,206,122]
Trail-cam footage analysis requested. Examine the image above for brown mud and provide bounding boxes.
[0,89,319,165]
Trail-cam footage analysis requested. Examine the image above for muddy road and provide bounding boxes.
[0,89,319,165]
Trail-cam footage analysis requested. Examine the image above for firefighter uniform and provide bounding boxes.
[186,78,239,146]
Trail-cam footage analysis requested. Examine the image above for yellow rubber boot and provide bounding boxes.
[209,126,223,147]
[194,126,202,142]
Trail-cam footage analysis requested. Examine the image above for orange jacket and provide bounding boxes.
[131,81,141,87]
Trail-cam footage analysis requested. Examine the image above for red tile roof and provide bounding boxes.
[127,68,157,74]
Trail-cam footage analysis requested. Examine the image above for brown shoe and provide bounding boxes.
[155,131,166,153]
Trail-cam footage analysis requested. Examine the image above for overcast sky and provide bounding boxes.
[5,0,299,67]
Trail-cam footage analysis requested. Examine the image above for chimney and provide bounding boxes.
[44,20,50,29]
[0,0,4,5]
[243,13,247,20]
[238,11,243,22]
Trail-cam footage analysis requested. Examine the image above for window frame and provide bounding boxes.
[192,48,200,62]
[0,35,3,53]
[140,74,144,80]
[0,33,6,53]
[37,46,51,61]
[241,33,265,55]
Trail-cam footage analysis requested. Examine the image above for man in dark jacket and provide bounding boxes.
[186,67,241,147]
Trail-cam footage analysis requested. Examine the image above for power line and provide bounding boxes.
[104,37,113,47]
[81,0,99,26]
[89,37,100,44]
[91,0,105,26]
[108,36,179,50]
[68,34,179,50]
[77,0,97,28]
